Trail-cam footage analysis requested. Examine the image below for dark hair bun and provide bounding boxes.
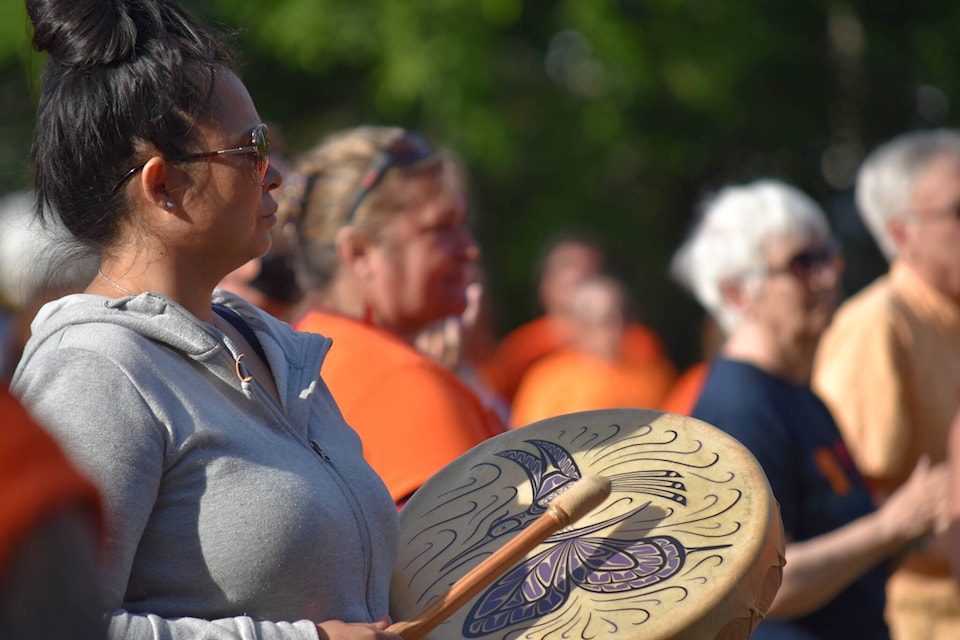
[27,0,138,68]
[28,0,235,249]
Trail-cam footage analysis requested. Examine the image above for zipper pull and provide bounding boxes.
[234,353,253,383]
[310,439,332,462]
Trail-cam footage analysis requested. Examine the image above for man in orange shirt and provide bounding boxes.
[813,129,960,640]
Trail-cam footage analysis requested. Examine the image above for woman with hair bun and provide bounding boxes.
[12,1,400,638]
[279,127,503,507]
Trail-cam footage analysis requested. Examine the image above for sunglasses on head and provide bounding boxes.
[111,123,271,194]
[769,239,841,279]
[340,132,435,225]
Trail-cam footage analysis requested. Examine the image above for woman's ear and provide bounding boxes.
[887,218,910,255]
[139,157,178,213]
[335,226,373,278]
[719,278,748,311]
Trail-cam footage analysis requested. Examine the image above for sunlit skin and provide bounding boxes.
[169,73,280,275]
[568,278,626,362]
[758,236,841,347]
[358,172,480,338]
[898,153,960,306]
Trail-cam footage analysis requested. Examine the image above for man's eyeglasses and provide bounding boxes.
[768,239,842,280]
[912,202,960,223]
[341,132,435,225]
[111,123,271,194]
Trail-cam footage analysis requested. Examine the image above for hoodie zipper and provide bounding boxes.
[220,334,378,613]
[233,342,373,613]
[305,432,376,613]
[309,439,332,462]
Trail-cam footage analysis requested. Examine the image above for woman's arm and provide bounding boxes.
[769,457,948,618]
[17,342,401,640]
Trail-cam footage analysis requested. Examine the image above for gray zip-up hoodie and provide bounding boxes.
[12,290,399,640]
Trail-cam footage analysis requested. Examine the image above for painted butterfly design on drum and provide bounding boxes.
[459,439,728,638]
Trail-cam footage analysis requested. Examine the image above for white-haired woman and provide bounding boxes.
[672,179,947,640]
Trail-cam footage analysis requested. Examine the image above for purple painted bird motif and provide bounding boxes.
[464,528,686,637]
[452,439,724,637]
[441,440,583,572]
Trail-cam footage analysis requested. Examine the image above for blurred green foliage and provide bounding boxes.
[3,1,960,366]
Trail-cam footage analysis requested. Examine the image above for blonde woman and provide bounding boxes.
[281,127,503,506]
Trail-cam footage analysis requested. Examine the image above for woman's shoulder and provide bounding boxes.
[694,360,788,428]
[31,293,222,357]
[296,308,419,363]
[701,358,782,395]
[23,294,157,359]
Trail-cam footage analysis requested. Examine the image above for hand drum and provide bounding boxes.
[391,408,784,640]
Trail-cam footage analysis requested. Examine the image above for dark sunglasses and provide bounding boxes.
[340,132,435,225]
[769,239,841,279]
[111,123,271,194]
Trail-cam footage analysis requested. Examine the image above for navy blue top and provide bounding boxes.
[692,358,889,640]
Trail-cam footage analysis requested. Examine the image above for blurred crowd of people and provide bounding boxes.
[6,1,960,639]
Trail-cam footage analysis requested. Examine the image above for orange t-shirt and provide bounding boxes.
[484,315,676,403]
[814,262,960,490]
[295,310,504,504]
[510,348,677,429]
[0,387,101,571]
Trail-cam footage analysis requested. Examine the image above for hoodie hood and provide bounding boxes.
[16,289,332,419]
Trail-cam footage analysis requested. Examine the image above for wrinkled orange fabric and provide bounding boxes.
[295,310,504,504]
[660,361,711,416]
[483,315,676,404]
[813,262,960,640]
[814,263,960,488]
[0,387,101,571]
[509,348,676,429]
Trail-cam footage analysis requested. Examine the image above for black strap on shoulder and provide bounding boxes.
[212,304,269,365]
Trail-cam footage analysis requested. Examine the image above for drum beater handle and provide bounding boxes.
[387,475,613,640]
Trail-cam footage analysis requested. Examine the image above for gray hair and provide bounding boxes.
[671,179,831,335]
[856,129,960,261]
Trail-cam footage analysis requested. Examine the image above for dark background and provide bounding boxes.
[2,1,958,370]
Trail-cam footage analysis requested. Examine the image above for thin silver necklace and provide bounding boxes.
[97,269,135,296]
